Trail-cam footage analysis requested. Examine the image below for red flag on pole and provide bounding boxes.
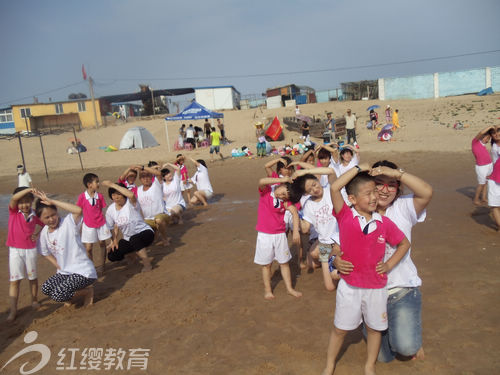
[82,64,87,80]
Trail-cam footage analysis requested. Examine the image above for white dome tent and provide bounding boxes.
[119,127,159,150]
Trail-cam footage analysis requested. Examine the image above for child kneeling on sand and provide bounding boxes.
[35,190,97,307]
[254,176,302,299]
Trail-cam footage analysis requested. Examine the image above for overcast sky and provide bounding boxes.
[1,0,499,106]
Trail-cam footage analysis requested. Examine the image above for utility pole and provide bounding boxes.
[150,86,155,116]
[89,76,99,128]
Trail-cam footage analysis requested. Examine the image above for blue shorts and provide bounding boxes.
[210,146,220,154]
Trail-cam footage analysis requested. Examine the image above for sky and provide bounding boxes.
[1,0,500,107]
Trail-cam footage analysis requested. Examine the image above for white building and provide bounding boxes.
[194,86,241,110]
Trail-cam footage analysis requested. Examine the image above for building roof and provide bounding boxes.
[194,85,241,95]
[99,87,195,103]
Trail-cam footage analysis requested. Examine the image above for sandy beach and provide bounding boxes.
[0,94,499,374]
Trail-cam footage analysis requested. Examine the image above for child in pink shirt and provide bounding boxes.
[175,154,193,203]
[254,176,302,299]
[77,173,111,271]
[6,187,44,322]
[118,166,139,197]
[487,157,500,230]
[471,126,494,205]
[322,165,410,375]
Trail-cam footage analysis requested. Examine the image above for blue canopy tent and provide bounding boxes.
[164,101,224,151]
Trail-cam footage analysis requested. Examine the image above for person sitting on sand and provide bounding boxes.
[189,158,214,206]
[254,175,302,299]
[471,126,494,205]
[101,180,154,272]
[35,190,97,307]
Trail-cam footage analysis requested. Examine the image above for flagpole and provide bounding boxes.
[89,76,99,128]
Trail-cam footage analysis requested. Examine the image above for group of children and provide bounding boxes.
[254,143,418,374]
[6,154,214,322]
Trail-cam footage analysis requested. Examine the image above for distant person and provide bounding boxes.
[344,109,358,146]
[209,127,224,162]
[204,119,212,140]
[301,120,310,140]
[471,126,494,205]
[385,105,392,124]
[17,164,32,188]
[119,105,127,122]
[255,122,267,157]
[67,142,78,155]
[295,105,301,116]
[392,109,400,129]
[76,141,87,153]
[217,118,226,142]
[185,124,196,148]
[369,109,379,129]
[325,112,335,134]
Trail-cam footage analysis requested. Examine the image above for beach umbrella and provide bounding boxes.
[296,114,313,124]
[377,129,393,142]
[367,105,380,111]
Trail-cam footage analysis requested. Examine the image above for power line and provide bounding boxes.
[0,81,85,107]
[101,49,500,82]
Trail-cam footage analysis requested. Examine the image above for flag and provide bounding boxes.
[82,64,87,80]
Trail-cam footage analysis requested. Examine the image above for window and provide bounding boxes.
[55,103,64,114]
[20,108,31,118]
[78,101,86,112]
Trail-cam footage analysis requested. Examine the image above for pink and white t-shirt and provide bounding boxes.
[333,203,405,289]
[38,214,97,279]
[6,207,43,249]
[472,138,492,166]
[77,191,107,228]
[255,185,287,234]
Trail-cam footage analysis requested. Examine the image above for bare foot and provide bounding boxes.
[64,302,73,307]
[413,347,425,360]
[473,199,482,206]
[287,289,302,298]
[364,363,376,375]
[83,287,94,307]
[32,301,41,309]
[321,366,335,375]
[299,260,307,270]
[141,259,153,272]
[264,291,275,300]
[6,309,16,322]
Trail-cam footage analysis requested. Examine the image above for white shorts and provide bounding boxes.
[181,181,193,191]
[488,179,500,207]
[284,210,293,231]
[9,247,38,281]
[254,232,292,265]
[81,223,112,244]
[475,163,493,185]
[334,279,388,331]
[201,190,213,200]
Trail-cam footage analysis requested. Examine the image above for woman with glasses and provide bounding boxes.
[334,160,432,363]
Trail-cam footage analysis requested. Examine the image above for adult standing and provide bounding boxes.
[344,109,357,146]
[385,105,392,124]
[185,124,196,149]
[216,118,226,143]
[204,119,212,140]
[334,161,432,362]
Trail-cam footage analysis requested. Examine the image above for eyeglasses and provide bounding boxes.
[374,180,399,192]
